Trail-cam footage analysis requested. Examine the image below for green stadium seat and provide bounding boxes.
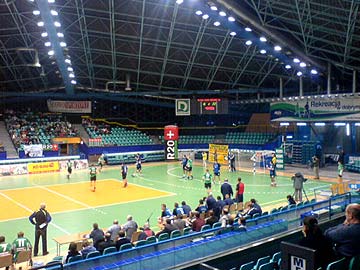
[86,251,101,259]
[158,233,169,242]
[119,243,133,251]
[68,255,83,263]
[252,256,270,270]
[146,236,157,244]
[239,261,255,270]
[103,246,117,255]
[326,258,347,270]
[183,227,192,235]
[134,240,147,248]
[170,230,181,239]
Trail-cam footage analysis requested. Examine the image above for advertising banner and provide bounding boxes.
[209,144,228,165]
[24,144,43,157]
[270,96,360,121]
[164,125,179,160]
[175,99,191,116]
[0,164,28,176]
[59,159,89,170]
[28,161,60,174]
[47,100,92,113]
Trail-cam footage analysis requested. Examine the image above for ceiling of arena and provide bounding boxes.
[0,0,359,98]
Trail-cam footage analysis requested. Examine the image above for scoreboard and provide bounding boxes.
[191,98,228,115]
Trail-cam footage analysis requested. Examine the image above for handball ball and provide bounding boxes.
[132,173,136,177]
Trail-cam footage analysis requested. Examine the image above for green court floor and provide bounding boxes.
[0,162,332,255]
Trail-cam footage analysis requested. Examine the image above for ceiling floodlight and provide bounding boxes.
[48,0,55,3]
[37,21,44,27]
[41,32,48,37]
[65,59,71,64]
[67,67,73,72]
[230,31,236,36]
[202,14,209,19]
[69,73,75,78]
[228,16,235,22]
[293,58,300,63]
[245,27,252,32]
[60,42,67,47]
[297,123,307,126]
[57,32,64,38]
[315,122,326,126]
[334,123,346,126]
[219,11,226,16]
[71,80,77,84]
[311,69,318,75]
[260,49,266,54]
[259,36,267,42]
[176,0,183,4]
[285,65,291,69]
[274,45,282,51]
[245,40,252,46]
[213,21,220,26]
[33,10,40,15]
[44,42,51,47]
[297,71,303,76]
[300,62,306,67]
[48,50,54,56]
[195,10,203,15]
[50,10,58,16]
[280,122,290,126]
[54,21,61,27]
[210,6,218,11]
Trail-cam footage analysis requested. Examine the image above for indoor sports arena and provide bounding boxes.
[0,0,360,270]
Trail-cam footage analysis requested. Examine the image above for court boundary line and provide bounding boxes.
[0,191,70,235]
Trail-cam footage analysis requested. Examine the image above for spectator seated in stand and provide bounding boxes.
[195,199,207,214]
[192,212,206,232]
[287,195,296,205]
[64,242,80,264]
[156,219,177,237]
[205,210,219,228]
[138,223,155,241]
[181,201,191,217]
[115,230,131,251]
[80,240,96,259]
[97,233,116,254]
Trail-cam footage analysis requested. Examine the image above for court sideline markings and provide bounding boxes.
[0,191,70,235]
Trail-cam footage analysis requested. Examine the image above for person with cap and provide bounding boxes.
[29,203,51,256]
[220,178,233,200]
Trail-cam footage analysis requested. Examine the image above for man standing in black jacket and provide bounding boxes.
[29,203,52,256]
[220,179,233,200]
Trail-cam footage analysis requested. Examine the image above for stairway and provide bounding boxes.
[74,124,90,144]
[0,121,18,158]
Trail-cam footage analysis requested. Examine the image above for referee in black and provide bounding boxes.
[29,203,52,256]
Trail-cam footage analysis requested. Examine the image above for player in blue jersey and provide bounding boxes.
[213,161,221,184]
[135,153,142,176]
[181,155,188,178]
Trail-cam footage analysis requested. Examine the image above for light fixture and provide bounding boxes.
[274,45,282,51]
[41,32,48,37]
[54,21,61,27]
[296,123,307,126]
[65,59,71,64]
[50,10,58,16]
[60,42,67,47]
[228,16,235,22]
[195,10,202,15]
[213,21,220,26]
[346,123,350,136]
[210,6,218,11]
[260,49,266,54]
[57,32,64,38]
[311,69,318,75]
[48,0,55,3]
[334,123,346,126]
[48,50,54,56]
[300,62,306,67]
[69,73,75,78]
[219,11,226,17]
[245,40,252,46]
[260,36,267,42]
[33,10,40,15]
[297,71,303,76]
[202,14,209,19]
[245,27,252,32]
[44,42,51,47]
[37,21,44,27]
[293,58,300,63]
[176,0,183,4]
[314,123,326,126]
[355,123,360,126]
[230,31,236,36]
[67,67,73,72]
[285,65,291,69]
[71,80,77,84]
[280,122,290,126]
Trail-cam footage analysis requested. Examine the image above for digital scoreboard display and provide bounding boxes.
[193,98,228,115]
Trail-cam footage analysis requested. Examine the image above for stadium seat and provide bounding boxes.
[252,213,260,219]
[68,255,83,263]
[201,224,211,231]
[170,230,181,238]
[259,262,275,270]
[326,257,347,270]
[103,246,117,255]
[270,252,281,264]
[212,222,222,229]
[15,250,32,266]
[296,202,304,208]
[134,240,147,248]
[119,243,133,251]
[252,256,270,270]
[349,255,360,270]
[183,227,192,235]
[86,251,101,259]
[146,236,157,244]
[239,261,255,270]
[158,233,169,241]
[0,253,13,269]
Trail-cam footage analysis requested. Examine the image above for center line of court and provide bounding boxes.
[0,191,70,235]
[36,185,107,215]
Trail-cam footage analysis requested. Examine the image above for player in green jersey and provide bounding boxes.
[0,236,12,254]
[12,232,32,261]
[89,165,97,192]
[185,158,193,180]
[202,169,213,192]
[66,160,73,180]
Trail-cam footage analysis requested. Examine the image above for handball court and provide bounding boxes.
[0,162,336,254]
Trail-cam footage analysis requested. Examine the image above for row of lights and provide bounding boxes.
[29,0,77,85]
[280,122,359,136]
[175,0,319,77]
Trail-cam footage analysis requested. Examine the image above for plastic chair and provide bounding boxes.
[326,257,347,270]
[170,230,181,239]
[183,227,192,235]
[212,222,222,229]
[119,243,133,251]
[201,225,211,231]
[103,246,117,255]
[0,253,13,268]
[68,255,83,263]
[270,252,281,264]
[253,256,270,270]
[239,261,255,270]
[134,240,147,247]
[349,255,360,270]
[86,251,101,259]
[252,213,260,219]
[15,250,32,268]
[259,262,276,270]
[146,236,156,244]
[158,233,169,242]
